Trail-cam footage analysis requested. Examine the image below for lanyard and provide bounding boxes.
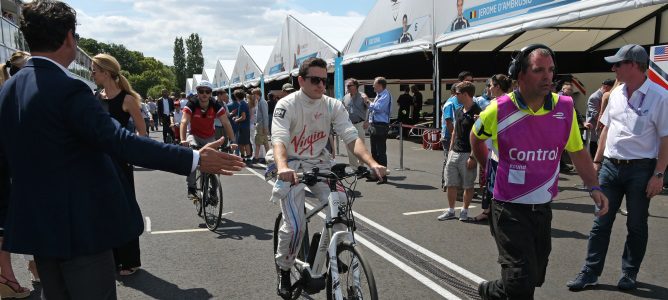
[626,92,646,116]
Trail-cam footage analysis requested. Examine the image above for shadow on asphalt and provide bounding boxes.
[551,228,588,239]
[209,219,273,241]
[117,269,214,299]
[571,282,668,299]
[551,201,598,215]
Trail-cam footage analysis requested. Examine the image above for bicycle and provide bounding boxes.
[190,144,224,231]
[272,163,378,300]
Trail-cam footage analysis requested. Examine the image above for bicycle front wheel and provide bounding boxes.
[194,168,203,216]
[203,174,223,231]
[327,241,378,300]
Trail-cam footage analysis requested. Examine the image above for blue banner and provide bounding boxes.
[269,63,284,75]
[260,76,266,100]
[334,56,343,100]
[244,72,255,80]
[453,0,579,32]
[231,76,240,84]
[295,52,318,67]
[359,27,403,52]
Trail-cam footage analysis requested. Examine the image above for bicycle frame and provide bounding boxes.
[291,183,359,300]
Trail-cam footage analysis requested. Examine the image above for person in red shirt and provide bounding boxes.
[180,80,237,197]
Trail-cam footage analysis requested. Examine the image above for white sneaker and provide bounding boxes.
[459,210,469,221]
[437,210,457,221]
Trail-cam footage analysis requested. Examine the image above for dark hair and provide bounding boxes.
[410,85,419,93]
[403,14,408,22]
[180,92,186,97]
[602,79,615,86]
[374,77,387,89]
[20,0,77,52]
[233,89,245,101]
[491,74,512,93]
[218,90,228,95]
[458,71,473,81]
[456,81,475,98]
[346,78,359,87]
[298,57,327,78]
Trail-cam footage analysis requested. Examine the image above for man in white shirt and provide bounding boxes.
[568,44,668,292]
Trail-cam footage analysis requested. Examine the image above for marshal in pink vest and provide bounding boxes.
[493,93,574,204]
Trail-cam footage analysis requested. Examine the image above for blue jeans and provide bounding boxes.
[582,158,655,276]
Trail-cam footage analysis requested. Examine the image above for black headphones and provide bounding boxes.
[507,44,556,80]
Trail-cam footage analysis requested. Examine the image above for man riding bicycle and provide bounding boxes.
[181,80,237,198]
[267,57,386,298]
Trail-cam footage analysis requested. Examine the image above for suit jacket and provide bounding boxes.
[0,58,193,259]
[157,96,174,117]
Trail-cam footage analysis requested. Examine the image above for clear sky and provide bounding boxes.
[65,0,376,67]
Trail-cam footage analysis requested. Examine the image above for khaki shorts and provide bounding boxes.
[255,127,268,145]
[444,152,477,188]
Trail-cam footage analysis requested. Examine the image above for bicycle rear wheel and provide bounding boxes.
[203,174,223,231]
[273,213,308,300]
[327,241,378,300]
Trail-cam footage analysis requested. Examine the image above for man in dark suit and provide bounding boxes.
[0,1,245,298]
[157,88,175,142]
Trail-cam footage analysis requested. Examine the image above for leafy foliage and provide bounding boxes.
[185,33,203,80]
[173,37,187,94]
[78,37,177,98]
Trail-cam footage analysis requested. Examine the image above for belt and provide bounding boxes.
[493,199,551,211]
[371,122,389,126]
[605,157,655,165]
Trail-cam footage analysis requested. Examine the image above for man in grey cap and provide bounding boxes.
[568,44,668,292]
[583,78,615,157]
[282,82,296,96]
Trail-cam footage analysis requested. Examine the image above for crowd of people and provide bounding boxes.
[0,1,666,299]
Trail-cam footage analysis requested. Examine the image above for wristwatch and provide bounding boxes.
[655,172,664,178]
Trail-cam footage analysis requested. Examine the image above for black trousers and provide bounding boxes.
[113,237,141,270]
[35,250,117,300]
[161,115,173,143]
[369,123,388,167]
[482,200,552,300]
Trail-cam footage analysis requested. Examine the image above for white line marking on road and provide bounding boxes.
[355,235,462,300]
[151,229,210,234]
[233,173,257,176]
[145,217,151,233]
[221,211,233,217]
[403,206,478,216]
[353,213,486,284]
[246,166,486,293]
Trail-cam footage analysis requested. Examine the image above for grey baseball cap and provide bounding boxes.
[282,83,295,92]
[604,44,648,64]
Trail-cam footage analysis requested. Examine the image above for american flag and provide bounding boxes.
[655,46,668,62]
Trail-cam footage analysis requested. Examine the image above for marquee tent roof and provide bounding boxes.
[229,45,272,88]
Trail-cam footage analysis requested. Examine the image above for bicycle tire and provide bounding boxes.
[273,213,308,300]
[192,168,203,216]
[326,241,378,300]
[203,174,223,231]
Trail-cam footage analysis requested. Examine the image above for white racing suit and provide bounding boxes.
[267,91,359,271]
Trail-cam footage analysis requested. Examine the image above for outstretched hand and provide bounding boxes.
[198,139,245,175]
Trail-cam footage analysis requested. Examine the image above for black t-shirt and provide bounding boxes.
[397,93,412,109]
[452,103,482,153]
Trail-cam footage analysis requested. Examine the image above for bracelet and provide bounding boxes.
[589,186,602,197]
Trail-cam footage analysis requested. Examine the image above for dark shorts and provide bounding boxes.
[238,127,251,145]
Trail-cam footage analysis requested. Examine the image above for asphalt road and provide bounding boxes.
[11,130,668,299]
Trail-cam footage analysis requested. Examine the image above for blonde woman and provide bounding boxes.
[0,50,32,299]
[0,51,29,86]
[91,53,144,276]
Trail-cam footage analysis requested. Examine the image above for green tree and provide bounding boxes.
[185,33,203,79]
[173,37,186,92]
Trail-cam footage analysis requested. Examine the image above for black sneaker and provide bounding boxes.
[617,272,637,290]
[277,269,292,299]
[187,187,197,198]
[567,271,598,290]
[478,281,491,300]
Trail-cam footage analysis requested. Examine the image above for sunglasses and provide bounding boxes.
[197,89,212,94]
[614,61,631,68]
[304,76,327,85]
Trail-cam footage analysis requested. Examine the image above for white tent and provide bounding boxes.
[264,14,362,83]
[202,68,215,83]
[229,45,272,88]
[192,74,202,90]
[185,78,193,95]
[342,0,434,65]
[213,60,234,89]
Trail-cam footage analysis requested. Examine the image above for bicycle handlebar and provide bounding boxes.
[297,164,370,186]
